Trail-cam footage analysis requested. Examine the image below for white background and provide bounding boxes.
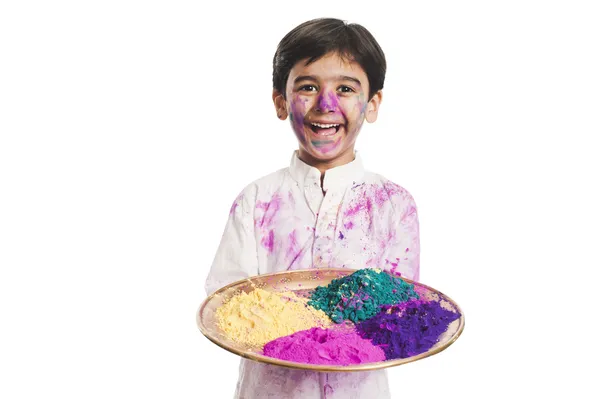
[1,1,599,398]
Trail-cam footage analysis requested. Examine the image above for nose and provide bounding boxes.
[315,91,338,113]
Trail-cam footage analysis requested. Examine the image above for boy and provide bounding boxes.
[205,18,419,398]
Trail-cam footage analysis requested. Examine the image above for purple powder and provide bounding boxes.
[356,300,461,360]
[263,327,385,366]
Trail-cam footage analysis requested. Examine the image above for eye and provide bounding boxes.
[299,85,318,92]
[338,85,355,93]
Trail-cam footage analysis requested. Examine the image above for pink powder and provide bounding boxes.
[263,327,385,366]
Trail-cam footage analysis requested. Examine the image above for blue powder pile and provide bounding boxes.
[308,269,419,323]
[356,300,461,359]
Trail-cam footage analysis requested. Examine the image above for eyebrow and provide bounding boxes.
[293,75,362,86]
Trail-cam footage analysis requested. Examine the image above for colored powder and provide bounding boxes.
[308,269,419,323]
[263,327,386,365]
[216,288,331,347]
[356,300,461,359]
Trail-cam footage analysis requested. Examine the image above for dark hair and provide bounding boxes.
[273,18,386,101]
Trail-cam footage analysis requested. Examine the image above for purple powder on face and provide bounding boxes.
[356,300,461,360]
[263,327,385,366]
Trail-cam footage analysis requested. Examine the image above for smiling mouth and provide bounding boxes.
[308,122,342,136]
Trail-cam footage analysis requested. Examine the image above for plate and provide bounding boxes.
[197,268,464,372]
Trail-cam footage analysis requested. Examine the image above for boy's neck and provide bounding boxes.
[298,147,356,177]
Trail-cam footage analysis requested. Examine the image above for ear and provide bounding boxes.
[365,90,383,123]
[272,90,288,120]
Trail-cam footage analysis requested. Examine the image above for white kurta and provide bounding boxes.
[205,151,420,399]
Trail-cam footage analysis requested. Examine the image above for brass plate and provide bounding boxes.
[197,268,464,372]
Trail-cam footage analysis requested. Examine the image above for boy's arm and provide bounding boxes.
[204,189,258,296]
[383,193,421,282]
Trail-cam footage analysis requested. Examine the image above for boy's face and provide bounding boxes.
[273,52,382,167]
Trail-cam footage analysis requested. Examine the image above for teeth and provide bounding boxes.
[311,122,340,129]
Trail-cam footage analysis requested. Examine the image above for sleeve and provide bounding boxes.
[204,187,259,296]
[383,193,421,282]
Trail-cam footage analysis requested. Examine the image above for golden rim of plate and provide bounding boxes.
[197,268,465,372]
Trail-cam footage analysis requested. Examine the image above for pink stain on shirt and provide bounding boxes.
[286,230,305,269]
[401,205,417,222]
[261,229,275,254]
[343,191,374,232]
[229,194,243,215]
[385,257,401,276]
[256,193,282,228]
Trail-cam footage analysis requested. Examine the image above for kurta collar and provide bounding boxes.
[288,151,365,192]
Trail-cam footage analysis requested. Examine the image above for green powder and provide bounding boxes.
[308,268,419,323]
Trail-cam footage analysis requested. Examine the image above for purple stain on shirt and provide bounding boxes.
[261,229,275,253]
[386,257,401,276]
[287,230,299,257]
[344,192,374,233]
[286,230,304,269]
[256,193,282,228]
[401,205,417,222]
[343,193,373,221]
[324,382,334,398]
[229,194,243,215]
[383,181,404,196]
[374,182,405,207]
[373,186,389,207]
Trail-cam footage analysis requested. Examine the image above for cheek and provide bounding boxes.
[290,96,308,123]
[343,99,367,137]
[289,96,309,142]
[356,94,368,115]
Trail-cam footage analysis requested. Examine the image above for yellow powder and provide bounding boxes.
[216,288,331,347]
